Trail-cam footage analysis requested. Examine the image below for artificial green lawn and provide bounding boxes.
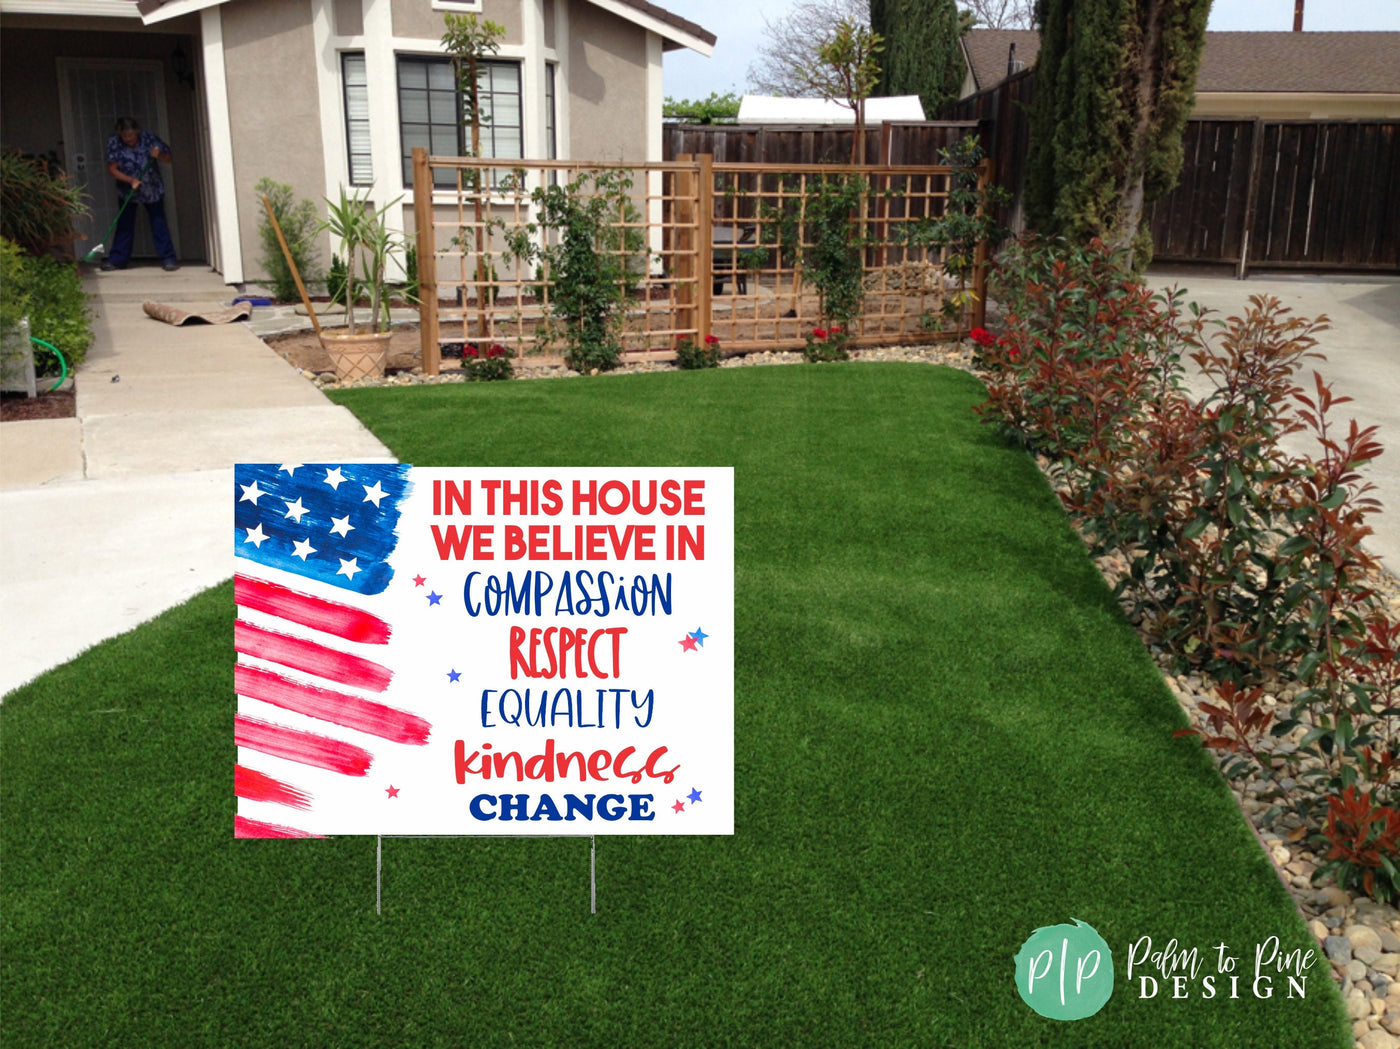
[2,364,1347,1048]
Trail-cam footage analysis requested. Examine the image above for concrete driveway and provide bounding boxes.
[0,265,394,697]
[1146,269,1400,571]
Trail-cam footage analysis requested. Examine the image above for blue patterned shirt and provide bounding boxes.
[105,130,169,204]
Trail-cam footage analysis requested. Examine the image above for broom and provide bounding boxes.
[83,154,155,263]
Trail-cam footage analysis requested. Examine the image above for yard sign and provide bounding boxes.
[233,466,733,838]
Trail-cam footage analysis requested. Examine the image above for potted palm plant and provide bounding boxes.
[317,187,404,381]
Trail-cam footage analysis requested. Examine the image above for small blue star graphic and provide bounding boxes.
[687,788,702,804]
[447,669,461,683]
[427,591,442,606]
[688,627,709,647]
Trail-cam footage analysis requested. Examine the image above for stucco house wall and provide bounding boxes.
[566,1,647,162]
[220,0,327,283]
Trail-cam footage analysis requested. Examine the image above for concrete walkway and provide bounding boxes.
[1146,269,1400,571]
[0,265,392,696]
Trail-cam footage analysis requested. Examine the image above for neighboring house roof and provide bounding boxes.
[961,28,1400,95]
[961,29,1040,94]
[132,0,715,51]
[1196,32,1400,93]
[738,94,926,124]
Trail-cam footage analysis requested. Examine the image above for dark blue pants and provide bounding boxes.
[108,193,177,266]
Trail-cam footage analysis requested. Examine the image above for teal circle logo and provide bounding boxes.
[1014,919,1115,1020]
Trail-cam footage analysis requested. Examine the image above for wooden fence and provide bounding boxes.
[664,121,979,167]
[411,148,990,375]
[943,71,1400,273]
[1148,118,1400,274]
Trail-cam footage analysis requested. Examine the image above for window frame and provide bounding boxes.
[394,53,529,189]
[341,51,373,186]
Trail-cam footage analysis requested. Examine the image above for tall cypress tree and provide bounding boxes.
[872,0,966,117]
[1023,0,1210,268]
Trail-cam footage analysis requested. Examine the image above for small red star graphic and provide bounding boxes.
[413,575,426,587]
[679,635,699,652]
[672,799,685,814]
[386,785,400,798]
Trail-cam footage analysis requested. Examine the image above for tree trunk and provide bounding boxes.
[1109,0,1165,268]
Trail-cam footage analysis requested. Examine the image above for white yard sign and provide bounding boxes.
[234,466,733,838]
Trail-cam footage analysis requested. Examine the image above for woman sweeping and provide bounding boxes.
[100,116,179,272]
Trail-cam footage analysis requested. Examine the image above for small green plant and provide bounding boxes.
[0,235,92,373]
[255,178,321,303]
[0,150,89,257]
[675,333,722,369]
[328,252,350,309]
[459,343,514,381]
[802,325,851,363]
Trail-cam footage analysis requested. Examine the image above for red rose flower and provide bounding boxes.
[812,328,828,339]
[829,326,842,335]
[704,334,720,345]
[488,345,507,358]
[464,344,480,358]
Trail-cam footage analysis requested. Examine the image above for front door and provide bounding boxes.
[57,58,181,261]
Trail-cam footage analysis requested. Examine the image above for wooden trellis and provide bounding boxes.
[411,147,990,376]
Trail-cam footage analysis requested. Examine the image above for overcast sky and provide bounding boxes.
[662,0,1400,100]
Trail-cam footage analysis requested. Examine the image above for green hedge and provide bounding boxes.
[0,236,92,375]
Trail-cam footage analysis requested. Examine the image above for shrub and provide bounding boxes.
[675,333,722,369]
[255,177,321,303]
[0,150,89,257]
[981,234,1399,899]
[802,326,850,363]
[1314,787,1400,905]
[328,252,350,309]
[0,236,92,374]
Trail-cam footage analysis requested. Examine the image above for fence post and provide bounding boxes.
[696,153,714,344]
[970,157,994,332]
[673,154,697,341]
[413,148,441,377]
[1237,118,1265,280]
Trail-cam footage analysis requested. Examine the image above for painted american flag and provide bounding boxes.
[233,462,428,838]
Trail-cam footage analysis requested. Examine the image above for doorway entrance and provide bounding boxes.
[57,58,181,261]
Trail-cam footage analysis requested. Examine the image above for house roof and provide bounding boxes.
[1196,32,1400,93]
[961,29,1040,93]
[962,28,1400,95]
[133,0,715,52]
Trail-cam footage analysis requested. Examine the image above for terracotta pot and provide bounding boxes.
[318,329,392,382]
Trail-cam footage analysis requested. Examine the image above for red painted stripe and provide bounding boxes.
[234,763,313,810]
[235,714,374,776]
[235,574,391,645]
[234,814,323,839]
[236,664,431,746]
[235,619,392,692]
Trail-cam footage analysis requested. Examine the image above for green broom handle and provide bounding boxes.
[88,153,157,259]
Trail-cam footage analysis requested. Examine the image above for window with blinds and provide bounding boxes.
[342,53,372,185]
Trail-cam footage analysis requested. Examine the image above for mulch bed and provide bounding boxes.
[0,389,75,422]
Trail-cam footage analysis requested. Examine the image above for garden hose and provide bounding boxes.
[29,336,68,392]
